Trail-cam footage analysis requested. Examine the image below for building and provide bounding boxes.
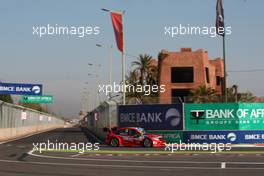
[159,48,224,103]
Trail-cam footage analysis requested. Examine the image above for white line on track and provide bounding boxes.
[70,153,84,157]
[27,150,264,165]
[221,162,226,169]
[1,158,264,170]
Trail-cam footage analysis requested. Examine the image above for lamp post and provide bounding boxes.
[88,72,100,108]
[88,63,101,106]
[96,43,113,99]
[83,82,90,111]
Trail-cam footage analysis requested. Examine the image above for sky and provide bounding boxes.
[0,0,263,119]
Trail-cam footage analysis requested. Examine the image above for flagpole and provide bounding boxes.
[122,52,126,105]
[102,8,126,105]
[216,0,227,102]
[223,35,227,102]
[122,10,126,105]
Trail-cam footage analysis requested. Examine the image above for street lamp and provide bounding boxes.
[96,43,113,98]
[88,72,101,108]
[101,8,110,12]
[88,63,101,68]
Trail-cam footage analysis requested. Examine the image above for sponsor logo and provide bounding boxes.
[32,86,41,94]
[190,110,205,124]
[227,133,237,142]
[165,108,181,127]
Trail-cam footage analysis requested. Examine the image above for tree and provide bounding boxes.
[191,85,217,103]
[132,54,153,85]
[227,85,255,103]
[126,70,139,85]
[125,70,143,104]
[237,91,255,102]
[0,95,13,103]
[146,65,158,86]
[157,51,168,86]
[126,54,159,104]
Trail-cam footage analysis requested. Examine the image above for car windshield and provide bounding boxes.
[137,128,146,135]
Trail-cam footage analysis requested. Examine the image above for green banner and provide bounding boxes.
[185,103,264,130]
[20,95,53,104]
[146,130,183,143]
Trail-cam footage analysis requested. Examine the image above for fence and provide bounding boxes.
[0,100,65,141]
[124,95,264,105]
[82,100,118,140]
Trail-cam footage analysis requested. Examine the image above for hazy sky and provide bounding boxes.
[0,0,263,119]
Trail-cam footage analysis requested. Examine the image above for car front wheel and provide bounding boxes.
[110,138,119,147]
[143,138,153,148]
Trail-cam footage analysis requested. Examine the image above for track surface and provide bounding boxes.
[0,127,264,176]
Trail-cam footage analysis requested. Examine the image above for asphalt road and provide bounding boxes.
[0,127,264,176]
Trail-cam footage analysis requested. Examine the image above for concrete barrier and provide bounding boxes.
[83,100,118,140]
[0,100,65,142]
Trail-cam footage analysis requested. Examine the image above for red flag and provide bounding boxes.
[111,12,123,52]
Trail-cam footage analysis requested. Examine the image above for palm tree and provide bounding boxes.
[238,91,255,102]
[126,70,139,85]
[146,65,158,86]
[132,54,153,85]
[157,51,168,86]
[226,85,254,103]
[125,70,142,104]
[191,85,217,103]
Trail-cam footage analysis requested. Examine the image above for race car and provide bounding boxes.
[104,127,166,147]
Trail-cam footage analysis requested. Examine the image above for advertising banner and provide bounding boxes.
[183,130,264,144]
[147,130,183,143]
[185,103,264,130]
[20,95,53,104]
[118,104,183,130]
[0,82,43,95]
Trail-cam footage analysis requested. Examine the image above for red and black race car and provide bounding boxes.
[105,127,166,147]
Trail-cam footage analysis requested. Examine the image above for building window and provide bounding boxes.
[216,76,221,86]
[171,67,194,83]
[205,67,210,83]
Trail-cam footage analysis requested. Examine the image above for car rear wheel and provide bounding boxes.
[110,138,119,147]
[143,138,153,148]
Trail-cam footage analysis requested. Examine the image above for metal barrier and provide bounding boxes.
[0,100,65,141]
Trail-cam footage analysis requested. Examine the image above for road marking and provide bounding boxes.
[34,149,264,155]
[71,153,84,157]
[27,150,264,165]
[1,159,264,170]
[221,162,226,169]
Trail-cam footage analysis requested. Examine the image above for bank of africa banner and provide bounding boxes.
[185,103,264,130]
[118,104,183,130]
